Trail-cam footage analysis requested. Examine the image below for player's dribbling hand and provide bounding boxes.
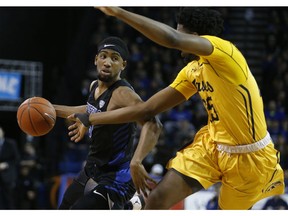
[67,113,89,143]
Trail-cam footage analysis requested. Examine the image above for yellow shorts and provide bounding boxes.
[167,126,285,209]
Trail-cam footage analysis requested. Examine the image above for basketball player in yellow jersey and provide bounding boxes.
[68,7,285,209]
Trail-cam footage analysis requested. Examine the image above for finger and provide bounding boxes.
[68,123,77,130]
[68,126,78,135]
[68,130,77,137]
[70,131,79,141]
[70,134,77,142]
[75,134,83,143]
[67,114,76,120]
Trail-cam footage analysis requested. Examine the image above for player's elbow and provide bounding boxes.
[142,116,163,137]
[141,106,157,122]
[162,31,181,49]
[145,115,163,132]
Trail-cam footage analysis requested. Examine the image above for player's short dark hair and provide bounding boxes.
[176,7,224,36]
[97,36,130,61]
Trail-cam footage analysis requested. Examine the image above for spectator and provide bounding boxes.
[0,126,20,209]
[149,163,164,183]
[16,135,46,209]
[262,195,288,210]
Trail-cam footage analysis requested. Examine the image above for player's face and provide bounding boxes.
[95,49,126,83]
[176,24,199,64]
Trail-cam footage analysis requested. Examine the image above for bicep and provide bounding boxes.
[113,87,143,108]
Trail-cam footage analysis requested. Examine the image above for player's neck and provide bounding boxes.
[97,79,119,95]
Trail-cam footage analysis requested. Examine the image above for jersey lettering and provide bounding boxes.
[192,79,214,92]
[87,102,102,138]
[202,96,219,122]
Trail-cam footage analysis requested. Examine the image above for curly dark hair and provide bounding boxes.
[176,7,224,36]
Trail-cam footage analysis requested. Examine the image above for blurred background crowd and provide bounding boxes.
[0,7,288,209]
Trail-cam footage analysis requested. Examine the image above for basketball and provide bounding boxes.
[17,97,56,136]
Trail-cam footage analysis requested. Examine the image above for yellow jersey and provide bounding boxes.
[170,35,267,146]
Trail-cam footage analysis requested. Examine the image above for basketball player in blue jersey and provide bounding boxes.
[53,36,162,209]
[68,7,285,210]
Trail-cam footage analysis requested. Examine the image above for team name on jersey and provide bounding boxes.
[192,79,214,92]
[87,102,102,138]
[87,102,102,114]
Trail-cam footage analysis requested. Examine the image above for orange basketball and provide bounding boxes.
[17,97,56,136]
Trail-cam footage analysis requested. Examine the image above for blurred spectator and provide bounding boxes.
[0,126,20,209]
[174,119,196,149]
[16,165,39,209]
[149,163,164,183]
[262,195,288,210]
[265,100,285,122]
[16,135,45,209]
[244,8,254,23]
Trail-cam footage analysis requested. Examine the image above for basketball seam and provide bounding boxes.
[30,106,54,135]
[29,102,53,108]
[17,104,27,128]
[28,104,38,136]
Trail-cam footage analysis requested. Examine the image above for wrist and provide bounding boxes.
[75,113,91,127]
[130,159,142,166]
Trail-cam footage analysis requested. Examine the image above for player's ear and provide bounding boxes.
[94,55,98,65]
[122,60,127,71]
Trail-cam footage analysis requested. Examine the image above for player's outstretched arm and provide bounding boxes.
[67,87,185,144]
[96,7,212,56]
[53,104,86,119]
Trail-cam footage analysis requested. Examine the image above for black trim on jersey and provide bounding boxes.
[204,60,220,77]
[238,90,252,140]
[239,85,256,141]
[174,79,190,88]
[215,46,248,80]
[268,169,278,183]
[230,41,234,56]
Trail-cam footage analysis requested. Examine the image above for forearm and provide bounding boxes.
[132,117,162,164]
[89,103,151,125]
[88,86,182,125]
[116,8,179,49]
[53,104,87,118]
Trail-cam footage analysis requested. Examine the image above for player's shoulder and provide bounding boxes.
[113,85,142,106]
[114,85,136,96]
[201,35,231,46]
